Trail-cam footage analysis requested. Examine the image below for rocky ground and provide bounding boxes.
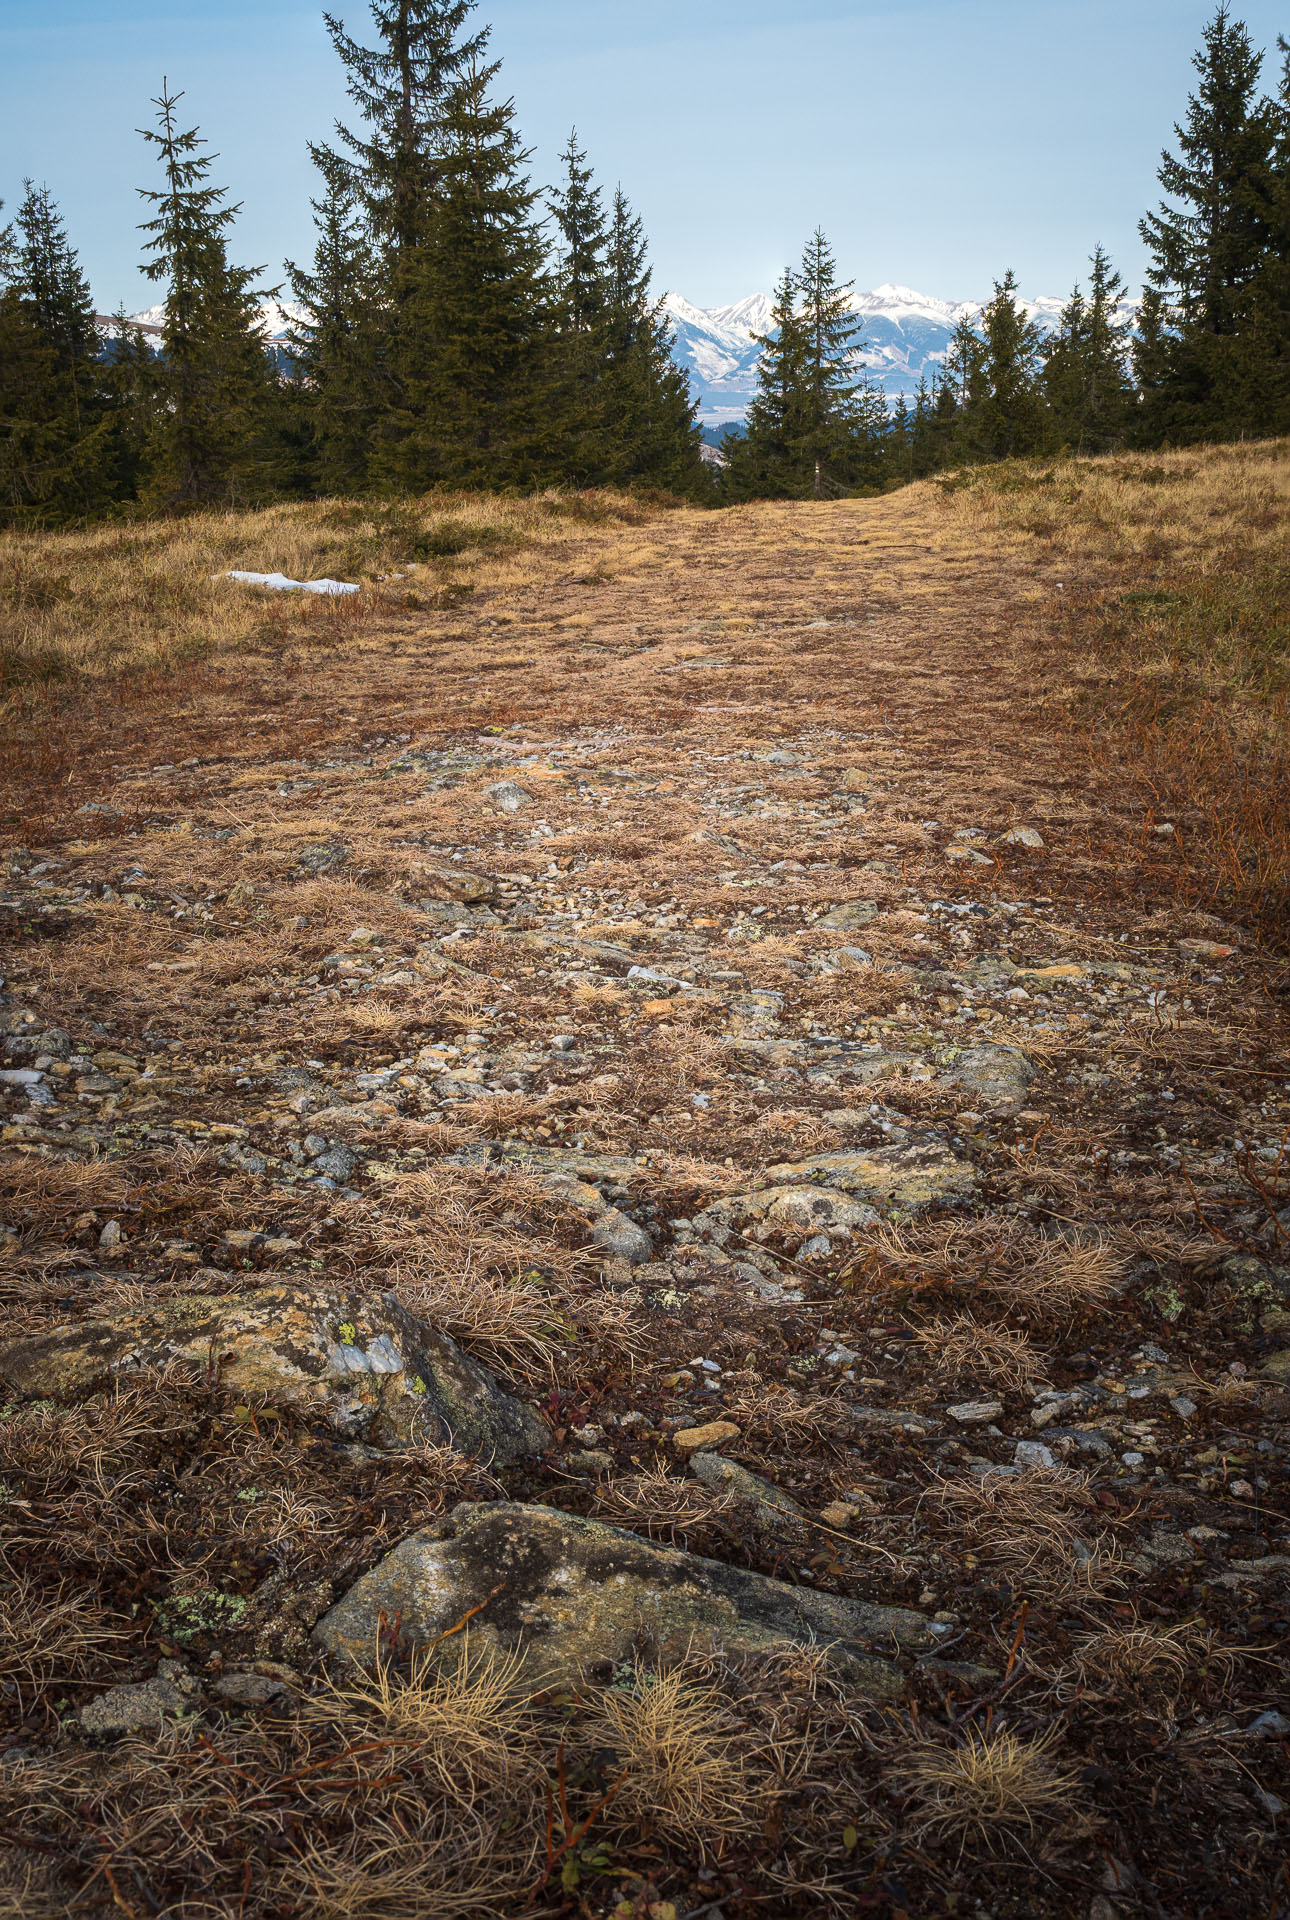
[1,486,1287,1917]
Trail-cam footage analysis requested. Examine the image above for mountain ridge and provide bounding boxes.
[111,280,1131,426]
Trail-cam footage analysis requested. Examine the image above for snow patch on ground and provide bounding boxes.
[220,572,360,596]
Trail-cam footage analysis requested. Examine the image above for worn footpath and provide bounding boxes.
[1,488,1287,1916]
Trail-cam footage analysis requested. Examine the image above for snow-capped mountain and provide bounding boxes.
[113,298,305,340]
[110,282,1129,428]
[662,282,1123,425]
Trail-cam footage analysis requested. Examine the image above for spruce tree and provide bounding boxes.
[545,128,610,479]
[950,272,1046,461]
[726,233,886,499]
[795,228,877,495]
[285,150,382,493]
[322,0,487,258]
[1242,34,1290,435]
[0,203,16,288]
[99,310,161,506]
[15,183,100,391]
[1042,245,1133,451]
[375,53,551,488]
[550,130,608,331]
[0,279,61,527]
[1139,7,1277,439]
[137,84,282,507]
[0,184,119,522]
[907,373,942,477]
[597,186,703,493]
[722,269,808,498]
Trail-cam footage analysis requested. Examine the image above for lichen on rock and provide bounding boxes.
[0,1284,548,1461]
[314,1500,947,1694]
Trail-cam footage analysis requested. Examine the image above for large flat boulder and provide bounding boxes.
[314,1500,948,1694]
[0,1284,548,1462]
[761,1143,977,1210]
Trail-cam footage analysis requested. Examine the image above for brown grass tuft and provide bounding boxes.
[929,1465,1124,1600]
[914,1315,1050,1391]
[1064,1620,1223,1702]
[887,1725,1080,1846]
[589,1468,737,1544]
[585,1662,759,1850]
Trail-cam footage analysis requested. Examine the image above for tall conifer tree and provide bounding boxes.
[726,233,884,499]
[598,186,702,492]
[0,184,118,521]
[285,152,382,493]
[322,0,486,258]
[137,84,281,506]
[550,131,607,331]
[0,272,62,527]
[795,228,879,494]
[1042,246,1133,451]
[950,272,1046,461]
[722,270,808,498]
[546,129,610,478]
[1139,7,1277,438]
[376,52,550,487]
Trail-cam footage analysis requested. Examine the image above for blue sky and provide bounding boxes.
[2,0,1287,311]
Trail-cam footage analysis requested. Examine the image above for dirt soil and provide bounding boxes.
[2,486,1288,1918]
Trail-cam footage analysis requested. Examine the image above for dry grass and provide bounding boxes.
[1063,1620,1222,1703]
[929,1465,1124,1601]
[588,1467,737,1544]
[887,1726,1080,1847]
[0,489,656,698]
[584,1662,760,1851]
[940,442,1290,940]
[856,1220,1127,1327]
[913,1315,1050,1392]
[1,454,1285,1915]
[347,1167,594,1380]
[309,1641,540,1795]
[980,1237,1128,1327]
[0,1570,129,1713]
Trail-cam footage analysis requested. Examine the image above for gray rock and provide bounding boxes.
[947,1400,1004,1424]
[688,1452,806,1521]
[314,1501,943,1693]
[817,900,880,930]
[591,1206,653,1265]
[535,1171,606,1217]
[828,946,872,969]
[711,1185,879,1237]
[761,1142,977,1213]
[82,1660,200,1733]
[1014,1440,1056,1469]
[1000,827,1045,848]
[493,1142,645,1187]
[296,843,349,873]
[486,780,534,813]
[416,864,495,904]
[935,1044,1035,1114]
[310,1142,357,1181]
[0,1283,548,1462]
[213,1671,288,1705]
